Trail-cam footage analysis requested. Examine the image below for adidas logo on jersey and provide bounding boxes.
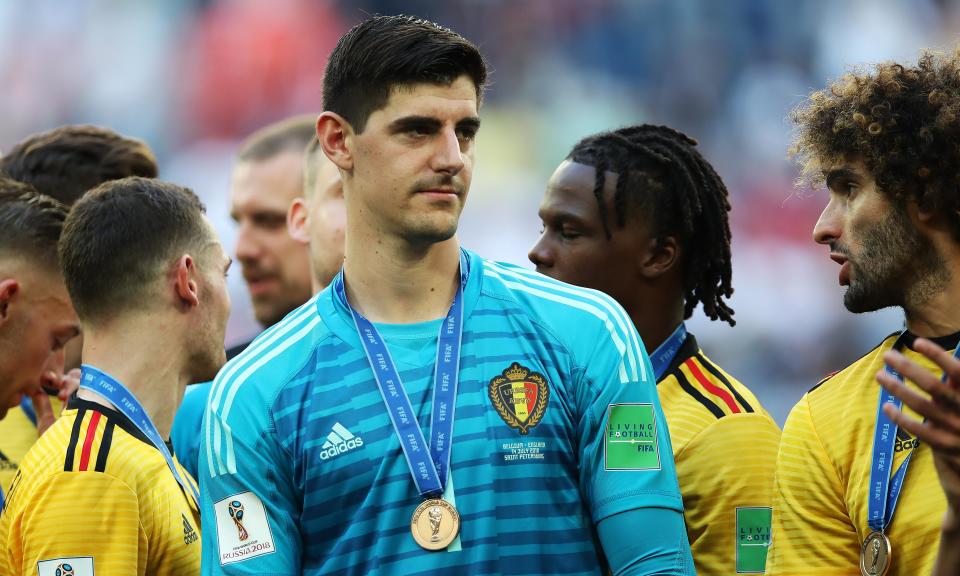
[320,422,364,460]
[183,513,198,545]
[895,427,919,452]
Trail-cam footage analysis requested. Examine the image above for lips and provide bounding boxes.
[244,275,278,297]
[830,253,851,286]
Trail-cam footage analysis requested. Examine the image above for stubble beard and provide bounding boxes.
[843,208,949,313]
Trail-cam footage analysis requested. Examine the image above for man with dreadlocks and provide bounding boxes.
[767,49,960,576]
[529,124,781,574]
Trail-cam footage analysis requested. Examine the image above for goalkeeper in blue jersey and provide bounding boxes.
[199,14,693,575]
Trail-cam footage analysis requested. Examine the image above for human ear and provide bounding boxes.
[317,112,354,172]
[287,198,311,245]
[173,255,200,309]
[639,236,680,279]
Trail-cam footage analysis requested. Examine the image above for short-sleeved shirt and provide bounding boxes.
[767,331,954,575]
[199,250,683,575]
[657,333,780,574]
[0,397,201,575]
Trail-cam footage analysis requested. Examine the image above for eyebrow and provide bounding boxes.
[388,116,442,134]
[824,167,861,189]
[387,115,482,134]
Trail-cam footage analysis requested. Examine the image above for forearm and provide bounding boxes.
[933,509,960,576]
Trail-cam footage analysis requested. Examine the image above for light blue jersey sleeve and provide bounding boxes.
[599,508,694,575]
[570,294,683,521]
[198,305,323,575]
[171,382,212,481]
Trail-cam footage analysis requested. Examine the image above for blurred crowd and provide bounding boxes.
[3,0,958,422]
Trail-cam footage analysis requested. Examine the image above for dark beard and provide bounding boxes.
[843,208,947,313]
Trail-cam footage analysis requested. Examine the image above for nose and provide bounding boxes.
[528,232,554,270]
[39,347,66,390]
[813,196,842,246]
[431,128,465,175]
[234,221,261,264]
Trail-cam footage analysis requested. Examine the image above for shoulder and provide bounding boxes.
[208,294,330,422]
[805,331,899,405]
[477,257,644,378]
[478,258,629,330]
[661,345,768,421]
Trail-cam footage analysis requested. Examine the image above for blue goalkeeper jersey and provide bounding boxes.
[199,250,684,575]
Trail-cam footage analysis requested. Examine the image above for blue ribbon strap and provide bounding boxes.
[867,334,960,533]
[650,323,688,381]
[79,365,199,506]
[334,251,467,498]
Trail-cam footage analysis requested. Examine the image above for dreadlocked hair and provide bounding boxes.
[567,124,735,325]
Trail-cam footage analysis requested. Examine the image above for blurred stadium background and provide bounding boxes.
[3,0,954,423]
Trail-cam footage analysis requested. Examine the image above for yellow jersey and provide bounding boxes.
[0,397,63,499]
[658,334,781,574]
[767,332,951,575]
[0,397,201,576]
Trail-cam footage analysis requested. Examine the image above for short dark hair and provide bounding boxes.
[0,175,68,271]
[0,125,158,207]
[792,49,960,239]
[59,177,209,321]
[323,14,487,133]
[569,125,735,326]
[237,115,318,163]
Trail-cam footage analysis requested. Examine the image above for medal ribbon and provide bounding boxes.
[79,365,199,506]
[867,333,960,532]
[650,323,687,381]
[334,251,467,499]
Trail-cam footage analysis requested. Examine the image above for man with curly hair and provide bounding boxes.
[768,49,960,575]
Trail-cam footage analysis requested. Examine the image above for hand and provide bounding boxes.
[876,338,960,532]
[31,368,80,437]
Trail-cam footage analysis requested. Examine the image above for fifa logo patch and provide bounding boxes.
[215,491,276,566]
[604,403,661,471]
[319,422,364,460]
[736,507,772,573]
[488,362,549,435]
[36,557,94,576]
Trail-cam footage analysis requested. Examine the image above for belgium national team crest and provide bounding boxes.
[489,362,549,435]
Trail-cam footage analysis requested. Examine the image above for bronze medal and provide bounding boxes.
[860,531,891,576]
[411,498,460,551]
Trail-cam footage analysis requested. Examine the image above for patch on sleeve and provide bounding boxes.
[736,506,772,573]
[604,403,661,471]
[37,557,94,575]
[214,491,277,565]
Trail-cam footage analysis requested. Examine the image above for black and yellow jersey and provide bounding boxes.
[0,397,201,575]
[767,331,954,575]
[0,397,63,502]
[658,333,781,574]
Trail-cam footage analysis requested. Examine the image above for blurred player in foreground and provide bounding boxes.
[200,14,691,575]
[0,177,78,511]
[0,177,231,574]
[767,49,960,575]
[529,124,780,574]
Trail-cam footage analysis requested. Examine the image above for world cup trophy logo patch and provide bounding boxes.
[55,564,74,576]
[489,362,549,435]
[228,500,249,541]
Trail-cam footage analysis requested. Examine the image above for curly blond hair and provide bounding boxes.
[792,49,960,238]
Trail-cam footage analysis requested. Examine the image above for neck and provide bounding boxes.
[625,291,686,352]
[905,267,960,337]
[77,321,190,439]
[342,230,461,324]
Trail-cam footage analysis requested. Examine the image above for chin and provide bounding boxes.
[842,284,898,314]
